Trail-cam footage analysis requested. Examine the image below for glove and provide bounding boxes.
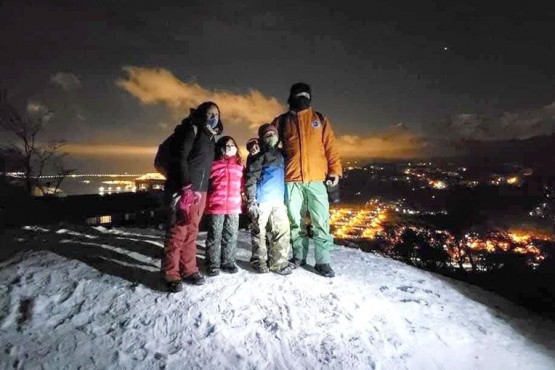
[326,173,340,187]
[247,200,259,221]
[325,175,341,204]
[174,185,201,224]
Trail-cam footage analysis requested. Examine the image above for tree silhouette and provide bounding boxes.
[0,90,74,195]
[416,232,450,272]
[396,228,418,264]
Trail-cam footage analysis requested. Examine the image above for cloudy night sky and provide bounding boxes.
[1,0,554,173]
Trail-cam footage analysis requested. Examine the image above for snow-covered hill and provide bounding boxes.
[1,225,554,370]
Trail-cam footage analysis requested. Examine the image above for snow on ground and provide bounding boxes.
[0,225,554,370]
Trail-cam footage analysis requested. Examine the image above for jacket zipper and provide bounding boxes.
[226,160,231,214]
[199,169,205,190]
[294,113,304,181]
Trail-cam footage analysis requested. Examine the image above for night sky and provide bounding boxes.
[1,0,554,173]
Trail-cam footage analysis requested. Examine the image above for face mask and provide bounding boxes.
[225,146,237,156]
[264,135,278,147]
[289,96,311,111]
[206,116,218,128]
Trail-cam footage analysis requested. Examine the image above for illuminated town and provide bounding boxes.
[325,161,554,271]
[328,199,553,270]
[5,160,554,271]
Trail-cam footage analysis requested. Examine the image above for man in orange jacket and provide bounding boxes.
[271,82,342,277]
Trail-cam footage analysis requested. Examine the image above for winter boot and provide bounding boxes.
[182,272,206,285]
[207,267,220,277]
[221,264,238,274]
[314,264,335,278]
[166,280,183,293]
[289,257,306,269]
[250,260,270,273]
[273,264,293,275]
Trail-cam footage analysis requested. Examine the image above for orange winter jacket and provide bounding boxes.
[271,108,343,183]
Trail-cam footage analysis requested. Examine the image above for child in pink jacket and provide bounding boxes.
[204,136,244,276]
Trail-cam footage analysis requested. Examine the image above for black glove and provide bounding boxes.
[325,177,341,204]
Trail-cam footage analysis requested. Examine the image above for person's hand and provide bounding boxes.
[246,138,260,156]
[170,192,181,210]
[327,174,340,187]
[247,200,259,221]
[249,143,260,156]
[175,185,197,224]
[192,191,202,205]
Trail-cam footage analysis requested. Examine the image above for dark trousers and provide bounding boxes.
[205,214,239,268]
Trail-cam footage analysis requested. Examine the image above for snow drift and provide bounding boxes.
[0,225,554,369]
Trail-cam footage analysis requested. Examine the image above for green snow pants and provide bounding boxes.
[285,181,333,265]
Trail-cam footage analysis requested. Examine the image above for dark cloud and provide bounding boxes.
[1,0,554,173]
[50,72,82,91]
[433,101,555,141]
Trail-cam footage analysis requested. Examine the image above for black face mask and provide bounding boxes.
[289,96,311,111]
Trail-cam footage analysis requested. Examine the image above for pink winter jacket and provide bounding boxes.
[205,156,244,215]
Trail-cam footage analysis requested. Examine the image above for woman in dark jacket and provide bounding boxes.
[162,101,223,292]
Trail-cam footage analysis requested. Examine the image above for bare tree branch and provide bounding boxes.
[0,92,74,195]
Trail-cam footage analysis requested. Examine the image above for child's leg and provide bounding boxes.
[206,214,225,269]
[250,203,272,269]
[268,204,291,271]
[221,214,239,266]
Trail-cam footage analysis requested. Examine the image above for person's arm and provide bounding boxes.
[240,163,246,195]
[270,115,284,148]
[245,153,264,202]
[171,123,196,188]
[321,115,343,182]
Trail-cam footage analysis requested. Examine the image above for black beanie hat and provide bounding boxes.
[246,137,259,152]
[288,82,312,101]
[258,123,278,138]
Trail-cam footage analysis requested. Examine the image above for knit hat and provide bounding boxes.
[246,137,259,152]
[288,82,312,101]
[258,123,278,138]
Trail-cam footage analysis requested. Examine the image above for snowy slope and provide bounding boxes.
[0,225,554,370]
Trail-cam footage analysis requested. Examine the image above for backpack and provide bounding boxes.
[154,124,198,177]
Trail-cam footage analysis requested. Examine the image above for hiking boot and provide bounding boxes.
[289,257,301,268]
[166,280,183,293]
[251,261,270,273]
[207,267,220,277]
[314,264,335,278]
[182,272,206,285]
[221,264,238,274]
[289,257,304,268]
[273,264,293,275]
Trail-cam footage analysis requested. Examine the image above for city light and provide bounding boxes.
[329,198,553,270]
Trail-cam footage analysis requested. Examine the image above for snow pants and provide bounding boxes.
[285,182,333,264]
[205,214,239,269]
[250,202,291,271]
[162,192,207,281]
